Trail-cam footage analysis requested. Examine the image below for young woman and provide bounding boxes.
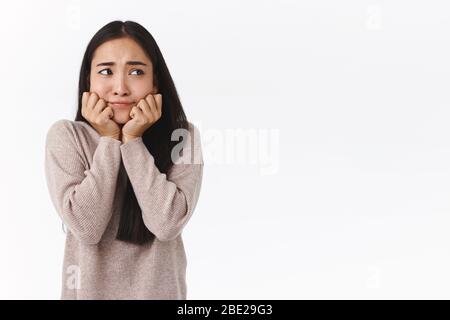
[44,20,204,300]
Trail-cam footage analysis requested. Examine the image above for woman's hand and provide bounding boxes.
[81,92,121,140]
[122,93,163,144]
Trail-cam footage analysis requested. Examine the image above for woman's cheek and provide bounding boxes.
[133,79,154,96]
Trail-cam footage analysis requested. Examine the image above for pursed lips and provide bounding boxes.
[108,102,133,108]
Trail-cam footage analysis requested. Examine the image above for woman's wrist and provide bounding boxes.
[122,134,140,144]
[101,133,121,141]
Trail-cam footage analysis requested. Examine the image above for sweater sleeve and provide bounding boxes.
[44,120,122,245]
[119,123,204,242]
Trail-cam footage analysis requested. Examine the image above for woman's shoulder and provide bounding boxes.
[183,121,203,165]
[182,121,202,147]
[48,119,94,135]
[46,119,96,147]
[186,121,201,137]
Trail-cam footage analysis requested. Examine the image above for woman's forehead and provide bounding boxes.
[92,38,151,65]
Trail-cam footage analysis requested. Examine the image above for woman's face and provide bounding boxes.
[89,37,157,124]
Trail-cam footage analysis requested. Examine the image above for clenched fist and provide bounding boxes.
[122,93,162,144]
[81,92,121,140]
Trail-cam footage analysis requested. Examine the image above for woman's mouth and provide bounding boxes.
[109,102,133,109]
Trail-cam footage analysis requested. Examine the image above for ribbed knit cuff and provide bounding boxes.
[99,136,123,146]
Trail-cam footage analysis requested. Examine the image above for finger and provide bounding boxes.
[99,106,114,122]
[82,92,89,109]
[81,92,90,117]
[130,106,140,119]
[87,92,99,111]
[144,94,158,119]
[93,98,107,116]
[133,105,145,120]
[154,94,162,115]
[137,99,154,121]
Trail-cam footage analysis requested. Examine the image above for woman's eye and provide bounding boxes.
[98,68,112,75]
[130,69,144,75]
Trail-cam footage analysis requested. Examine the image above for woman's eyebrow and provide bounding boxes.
[95,61,147,67]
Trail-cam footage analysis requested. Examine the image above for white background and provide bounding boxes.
[1,0,450,299]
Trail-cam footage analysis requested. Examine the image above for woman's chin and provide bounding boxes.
[113,118,130,125]
[112,111,131,124]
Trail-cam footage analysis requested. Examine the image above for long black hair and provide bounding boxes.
[75,20,190,245]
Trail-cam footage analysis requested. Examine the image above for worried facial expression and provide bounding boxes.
[89,37,157,124]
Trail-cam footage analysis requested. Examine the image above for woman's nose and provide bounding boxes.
[113,75,130,96]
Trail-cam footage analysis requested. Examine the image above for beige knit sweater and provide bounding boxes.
[44,119,204,299]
